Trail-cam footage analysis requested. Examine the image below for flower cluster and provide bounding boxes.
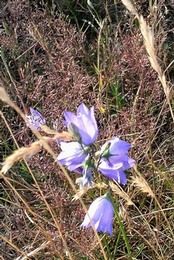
[57,103,135,236]
[26,104,135,236]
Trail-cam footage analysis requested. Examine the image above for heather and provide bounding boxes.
[0,1,174,259]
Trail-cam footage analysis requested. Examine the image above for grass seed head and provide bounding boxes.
[1,142,41,174]
[131,175,155,198]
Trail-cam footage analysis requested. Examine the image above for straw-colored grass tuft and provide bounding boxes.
[131,175,155,198]
[138,16,162,75]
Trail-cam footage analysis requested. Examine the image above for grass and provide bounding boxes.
[0,0,174,259]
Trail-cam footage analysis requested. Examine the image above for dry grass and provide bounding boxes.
[0,0,174,259]
[121,0,174,122]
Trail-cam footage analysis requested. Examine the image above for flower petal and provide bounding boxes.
[64,104,98,145]
[26,108,45,130]
[123,158,136,170]
[81,196,114,236]
[99,160,127,184]
[109,137,131,155]
[57,142,87,171]
[64,112,79,127]
[77,103,89,116]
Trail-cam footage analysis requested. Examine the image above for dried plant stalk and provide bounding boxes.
[109,181,133,205]
[15,241,50,260]
[0,87,13,105]
[1,130,72,175]
[41,125,72,141]
[138,16,162,75]
[121,0,138,15]
[73,182,108,201]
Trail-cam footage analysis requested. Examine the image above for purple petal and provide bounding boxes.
[76,168,92,188]
[77,103,89,116]
[109,137,131,155]
[77,115,98,145]
[81,196,114,236]
[57,142,87,171]
[99,160,127,184]
[81,197,104,227]
[63,104,98,145]
[123,158,136,170]
[99,159,123,173]
[26,108,45,130]
[109,154,129,164]
[68,161,87,171]
[64,112,79,126]
[115,169,127,185]
[73,167,83,174]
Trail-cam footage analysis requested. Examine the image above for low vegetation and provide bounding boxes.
[0,0,174,259]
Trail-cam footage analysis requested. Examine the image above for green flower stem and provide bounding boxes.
[113,228,122,256]
[112,198,132,257]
